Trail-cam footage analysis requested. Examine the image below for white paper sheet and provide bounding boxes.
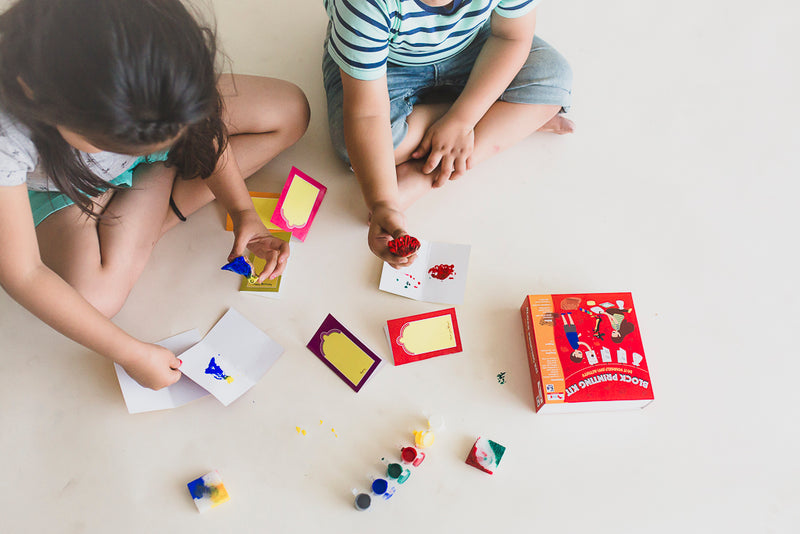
[178,308,284,406]
[114,329,209,414]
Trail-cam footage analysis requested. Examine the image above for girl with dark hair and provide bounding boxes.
[601,308,635,343]
[0,0,310,390]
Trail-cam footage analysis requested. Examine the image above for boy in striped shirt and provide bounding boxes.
[323,0,573,267]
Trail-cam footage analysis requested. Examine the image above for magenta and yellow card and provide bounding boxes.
[306,314,381,392]
[270,167,326,241]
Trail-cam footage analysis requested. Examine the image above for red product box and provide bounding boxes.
[521,293,654,413]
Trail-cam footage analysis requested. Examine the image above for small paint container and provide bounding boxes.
[401,446,426,467]
[386,463,403,479]
[414,429,435,449]
[371,478,389,496]
[354,493,371,511]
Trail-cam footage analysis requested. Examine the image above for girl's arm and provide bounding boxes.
[0,184,181,389]
[413,8,538,183]
[202,143,289,282]
[340,69,414,268]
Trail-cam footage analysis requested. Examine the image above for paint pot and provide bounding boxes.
[386,463,403,480]
[371,478,389,496]
[414,429,435,448]
[354,493,371,511]
[401,446,426,467]
[382,486,396,500]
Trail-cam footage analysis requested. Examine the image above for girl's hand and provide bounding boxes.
[412,116,475,187]
[120,343,182,390]
[369,203,418,269]
[229,208,290,283]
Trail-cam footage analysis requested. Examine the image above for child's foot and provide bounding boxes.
[537,114,575,135]
[396,159,435,210]
[365,159,438,225]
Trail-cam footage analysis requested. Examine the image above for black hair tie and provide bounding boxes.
[169,195,187,222]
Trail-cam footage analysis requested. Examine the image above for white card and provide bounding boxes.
[114,330,209,414]
[379,240,471,305]
[179,308,284,406]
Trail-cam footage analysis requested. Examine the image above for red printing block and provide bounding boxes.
[388,235,421,257]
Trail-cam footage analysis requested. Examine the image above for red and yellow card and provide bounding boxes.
[385,308,462,366]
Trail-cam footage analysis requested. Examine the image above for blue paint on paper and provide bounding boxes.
[221,256,252,277]
[205,356,231,382]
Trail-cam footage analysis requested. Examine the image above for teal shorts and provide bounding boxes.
[28,151,169,227]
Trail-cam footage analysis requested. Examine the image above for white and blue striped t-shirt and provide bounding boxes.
[325,0,540,81]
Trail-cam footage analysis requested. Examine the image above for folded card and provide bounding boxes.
[379,240,471,305]
[114,330,209,414]
[179,308,284,406]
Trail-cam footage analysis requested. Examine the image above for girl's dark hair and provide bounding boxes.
[0,0,226,217]
[612,320,635,343]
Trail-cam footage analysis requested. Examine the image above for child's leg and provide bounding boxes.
[163,74,310,232]
[392,102,451,209]
[392,36,572,209]
[470,101,568,162]
[35,163,177,317]
[393,102,565,208]
[36,75,308,317]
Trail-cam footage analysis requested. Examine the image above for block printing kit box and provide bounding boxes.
[521,292,654,414]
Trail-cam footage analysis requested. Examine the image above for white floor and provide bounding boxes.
[1,0,798,532]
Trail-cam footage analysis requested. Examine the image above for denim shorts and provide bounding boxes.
[28,151,169,226]
[323,21,573,164]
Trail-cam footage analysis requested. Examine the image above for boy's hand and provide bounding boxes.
[121,343,182,391]
[412,116,474,187]
[369,204,418,269]
[229,208,290,283]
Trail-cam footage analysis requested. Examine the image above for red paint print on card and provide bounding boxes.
[428,264,455,280]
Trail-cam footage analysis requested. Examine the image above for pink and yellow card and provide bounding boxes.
[270,167,326,241]
[385,308,462,366]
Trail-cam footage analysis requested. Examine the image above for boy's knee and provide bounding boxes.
[535,45,573,94]
[553,54,573,95]
[506,42,573,109]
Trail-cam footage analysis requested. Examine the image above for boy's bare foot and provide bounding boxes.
[396,159,436,210]
[365,159,446,225]
[537,114,575,135]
